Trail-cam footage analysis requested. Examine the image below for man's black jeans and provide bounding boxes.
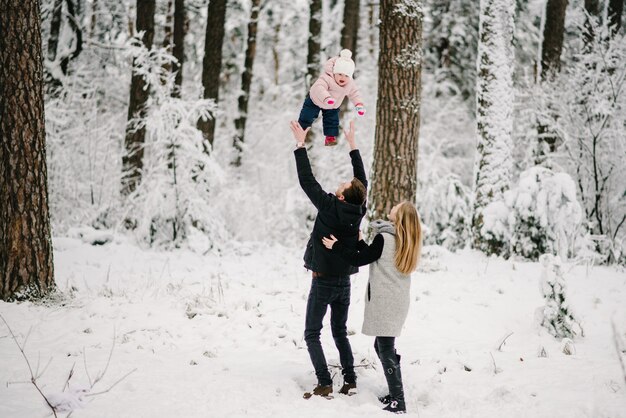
[304,275,356,386]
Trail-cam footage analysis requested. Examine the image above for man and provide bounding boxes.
[289,120,367,399]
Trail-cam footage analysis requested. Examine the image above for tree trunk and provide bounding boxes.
[608,0,623,36]
[368,0,423,220]
[48,0,64,62]
[121,0,156,196]
[0,0,55,301]
[339,0,360,115]
[306,0,323,90]
[162,0,174,75]
[584,0,601,46]
[471,0,515,256]
[232,0,261,166]
[197,0,227,151]
[90,0,98,38]
[540,0,567,80]
[340,0,360,61]
[172,0,185,97]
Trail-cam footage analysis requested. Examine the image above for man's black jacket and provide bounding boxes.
[294,147,367,277]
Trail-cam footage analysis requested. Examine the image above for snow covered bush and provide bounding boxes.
[514,16,626,264]
[538,254,583,339]
[507,167,582,260]
[419,173,471,250]
[120,37,226,249]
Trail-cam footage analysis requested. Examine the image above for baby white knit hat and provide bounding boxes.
[333,49,355,78]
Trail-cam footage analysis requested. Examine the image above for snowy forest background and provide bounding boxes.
[38,0,625,264]
[1,0,626,417]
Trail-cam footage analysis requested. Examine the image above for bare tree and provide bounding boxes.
[1,0,55,301]
[121,0,156,196]
[368,0,424,220]
[197,0,227,151]
[232,0,262,166]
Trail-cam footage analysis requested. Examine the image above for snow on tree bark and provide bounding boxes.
[1,0,56,301]
[471,0,515,256]
[369,0,424,220]
[121,0,156,197]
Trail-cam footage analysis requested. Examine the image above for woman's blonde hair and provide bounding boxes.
[394,201,423,275]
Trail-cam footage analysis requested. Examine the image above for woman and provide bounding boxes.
[322,201,422,414]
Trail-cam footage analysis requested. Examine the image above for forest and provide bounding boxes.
[0,0,625,417]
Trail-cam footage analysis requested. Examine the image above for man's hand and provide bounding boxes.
[343,120,357,151]
[290,121,310,147]
[322,235,338,249]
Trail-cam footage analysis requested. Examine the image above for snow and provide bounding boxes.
[1,237,625,417]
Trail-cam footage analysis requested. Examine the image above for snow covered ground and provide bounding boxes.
[1,236,625,418]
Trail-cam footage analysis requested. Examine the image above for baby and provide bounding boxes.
[298,49,365,146]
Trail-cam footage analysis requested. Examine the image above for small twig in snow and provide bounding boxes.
[85,368,137,397]
[83,347,93,387]
[612,321,626,387]
[92,329,116,389]
[0,314,58,418]
[497,332,514,351]
[63,363,76,392]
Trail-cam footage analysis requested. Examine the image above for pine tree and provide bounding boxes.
[539,255,583,339]
[232,0,261,167]
[369,0,424,220]
[535,0,568,163]
[1,0,56,301]
[305,0,323,90]
[471,0,515,256]
[197,0,227,151]
[121,0,156,196]
[172,0,186,97]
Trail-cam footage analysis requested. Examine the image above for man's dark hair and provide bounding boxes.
[342,178,366,205]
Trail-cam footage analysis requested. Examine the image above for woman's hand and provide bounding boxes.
[322,235,338,249]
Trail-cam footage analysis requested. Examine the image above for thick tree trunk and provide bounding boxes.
[197,0,227,151]
[471,0,515,255]
[608,0,623,35]
[232,0,261,166]
[540,0,568,80]
[172,0,185,97]
[121,0,156,196]
[0,0,55,301]
[369,0,423,220]
[306,0,323,90]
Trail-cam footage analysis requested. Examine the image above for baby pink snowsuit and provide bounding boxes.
[309,57,363,109]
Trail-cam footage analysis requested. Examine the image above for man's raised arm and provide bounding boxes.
[343,121,367,189]
[290,121,333,211]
